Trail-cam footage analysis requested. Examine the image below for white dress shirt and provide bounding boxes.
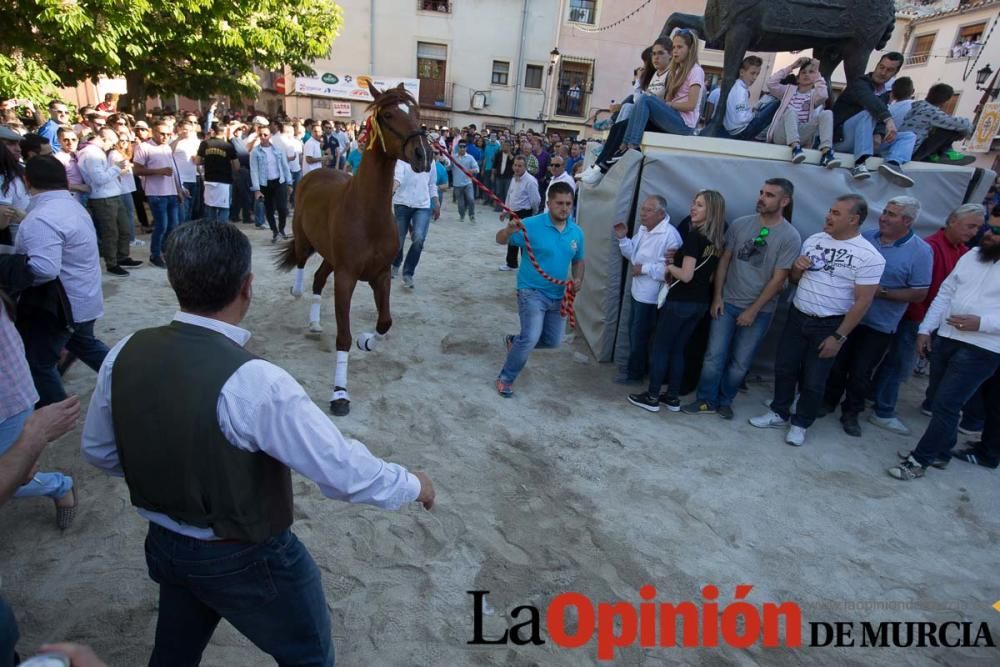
[618,217,683,304]
[393,161,438,209]
[303,137,323,174]
[505,172,541,213]
[82,312,422,540]
[920,248,1000,354]
[14,190,104,322]
[77,143,122,200]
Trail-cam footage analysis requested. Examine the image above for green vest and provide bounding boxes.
[111,321,293,543]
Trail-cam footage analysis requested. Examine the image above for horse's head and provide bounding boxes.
[365,82,432,173]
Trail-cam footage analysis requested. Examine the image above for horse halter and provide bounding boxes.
[379,115,428,158]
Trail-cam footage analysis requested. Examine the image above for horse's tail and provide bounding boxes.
[275,238,311,272]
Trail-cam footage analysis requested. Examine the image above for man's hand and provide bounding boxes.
[664,248,676,265]
[609,103,621,114]
[883,118,897,144]
[23,396,81,443]
[613,222,627,239]
[947,314,980,332]
[254,191,263,200]
[569,278,583,294]
[158,167,173,176]
[736,307,758,327]
[710,299,724,319]
[817,336,843,359]
[38,643,106,667]
[432,205,440,221]
[631,264,643,277]
[793,255,813,273]
[209,101,219,114]
[413,471,435,510]
[917,333,932,359]
[181,187,190,199]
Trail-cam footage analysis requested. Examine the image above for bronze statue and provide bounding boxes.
[661,0,895,134]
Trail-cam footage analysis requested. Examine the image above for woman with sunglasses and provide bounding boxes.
[580,31,704,186]
[628,190,726,413]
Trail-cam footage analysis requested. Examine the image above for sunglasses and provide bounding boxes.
[753,226,770,247]
[550,163,563,168]
[989,225,1000,234]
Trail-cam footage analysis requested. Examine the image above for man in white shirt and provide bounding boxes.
[890,228,1000,480]
[172,120,201,221]
[613,195,682,382]
[77,128,139,274]
[82,221,435,666]
[544,157,576,208]
[15,156,111,405]
[302,121,324,176]
[250,127,292,242]
[391,160,440,288]
[751,194,884,446]
[499,155,540,271]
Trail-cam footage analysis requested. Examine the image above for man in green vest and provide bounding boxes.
[82,221,435,666]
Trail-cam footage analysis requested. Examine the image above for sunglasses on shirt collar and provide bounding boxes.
[753,226,770,247]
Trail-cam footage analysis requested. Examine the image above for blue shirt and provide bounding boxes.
[38,119,62,153]
[347,149,363,172]
[434,160,448,186]
[510,213,585,300]
[482,140,500,171]
[451,154,479,187]
[861,228,933,333]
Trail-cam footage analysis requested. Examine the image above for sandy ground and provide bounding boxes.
[2,199,999,666]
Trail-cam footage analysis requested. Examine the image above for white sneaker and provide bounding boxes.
[868,414,910,435]
[577,165,604,185]
[785,425,806,447]
[497,265,514,272]
[749,410,789,429]
[130,239,146,247]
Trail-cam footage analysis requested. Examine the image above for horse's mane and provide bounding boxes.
[367,87,419,114]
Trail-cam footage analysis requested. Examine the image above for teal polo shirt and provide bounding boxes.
[510,213,585,300]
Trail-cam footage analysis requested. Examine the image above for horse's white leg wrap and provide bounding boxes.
[291,268,305,297]
[356,332,386,352]
[308,294,322,332]
[332,351,350,401]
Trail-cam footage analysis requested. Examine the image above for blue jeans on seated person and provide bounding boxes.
[0,409,73,500]
[623,95,693,145]
[911,337,1000,467]
[144,523,333,667]
[646,299,709,397]
[393,204,432,278]
[696,302,775,409]
[835,110,917,164]
[499,289,566,384]
[718,98,781,140]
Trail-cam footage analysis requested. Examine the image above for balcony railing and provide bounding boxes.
[418,0,450,12]
[904,53,929,66]
[418,79,453,109]
[554,87,590,118]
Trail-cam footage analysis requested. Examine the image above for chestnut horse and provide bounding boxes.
[277,83,432,415]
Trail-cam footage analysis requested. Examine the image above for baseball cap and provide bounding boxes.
[0,126,22,141]
[134,121,150,129]
[253,115,270,126]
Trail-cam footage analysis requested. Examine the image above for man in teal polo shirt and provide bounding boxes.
[495,182,585,397]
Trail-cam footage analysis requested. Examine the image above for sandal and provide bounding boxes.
[55,486,77,530]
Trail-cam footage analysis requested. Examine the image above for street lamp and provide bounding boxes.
[540,47,561,121]
[548,48,561,75]
[977,64,1000,99]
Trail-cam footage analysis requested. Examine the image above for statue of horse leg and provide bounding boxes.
[815,45,844,91]
[330,270,359,416]
[708,24,754,137]
[660,12,705,42]
[308,260,333,333]
[357,269,393,352]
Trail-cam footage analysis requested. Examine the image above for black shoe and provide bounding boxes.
[627,392,661,413]
[657,393,681,412]
[841,412,862,437]
[816,402,837,418]
[717,405,734,420]
[897,449,949,470]
[951,448,999,469]
[150,256,167,268]
[107,265,129,276]
[119,258,143,267]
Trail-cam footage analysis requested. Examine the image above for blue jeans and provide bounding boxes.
[720,98,781,140]
[835,110,917,164]
[626,297,658,381]
[145,523,333,667]
[771,307,844,428]
[393,205,432,278]
[19,318,109,406]
[623,95,693,145]
[290,170,302,202]
[119,192,137,241]
[147,195,181,261]
[255,195,267,227]
[697,302,775,408]
[912,337,1000,466]
[205,206,230,222]
[499,289,565,384]
[647,300,709,397]
[0,595,16,667]
[873,319,919,418]
[181,182,198,221]
[455,184,475,220]
[0,409,72,499]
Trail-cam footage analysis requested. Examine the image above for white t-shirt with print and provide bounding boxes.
[646,70,668,99]
[793,232,885,317]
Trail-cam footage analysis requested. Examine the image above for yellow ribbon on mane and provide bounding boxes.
[363,114,386,152]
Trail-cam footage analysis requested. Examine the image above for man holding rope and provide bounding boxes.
[495,181,584,398]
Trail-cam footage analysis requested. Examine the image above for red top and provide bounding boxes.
[904,228,969,323]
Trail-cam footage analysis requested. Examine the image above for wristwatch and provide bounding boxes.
[833,332,848,344]
[880,286,889,297]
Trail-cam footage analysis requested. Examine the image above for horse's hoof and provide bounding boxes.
[309,321,323,333]
[291,286,303,299]
[330,399,350,416]
[356,333,378,351]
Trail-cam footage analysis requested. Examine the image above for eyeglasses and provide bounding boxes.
[989,225,1000,234]
[753,226,770,247]
[550,162,563,168]
[53,109,68,115]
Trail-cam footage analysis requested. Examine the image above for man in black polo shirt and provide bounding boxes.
[195,122,240,222]
[82,222,435,665]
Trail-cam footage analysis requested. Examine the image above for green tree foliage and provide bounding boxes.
[0,0,342,110]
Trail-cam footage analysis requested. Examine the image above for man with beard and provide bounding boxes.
[890,226,1000,480]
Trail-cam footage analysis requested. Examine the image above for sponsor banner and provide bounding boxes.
[969,102,1000,153]
[293,73,420,102]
